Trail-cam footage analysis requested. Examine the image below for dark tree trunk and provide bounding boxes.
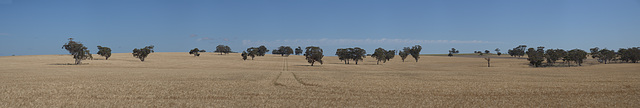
[105,57,109,60]
[311,62,314,66]
[355,60,358,65]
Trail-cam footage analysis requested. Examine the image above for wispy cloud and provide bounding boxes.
[243,38,493,46]
[196,37,214,41]
[189,34,198,37]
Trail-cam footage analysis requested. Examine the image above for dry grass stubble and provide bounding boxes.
[0,52,638,107]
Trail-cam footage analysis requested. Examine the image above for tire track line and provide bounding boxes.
[273,57,319,87]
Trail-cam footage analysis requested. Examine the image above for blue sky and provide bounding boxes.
[1,0,639,56]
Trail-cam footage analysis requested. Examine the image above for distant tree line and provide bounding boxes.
[520,45,640,67]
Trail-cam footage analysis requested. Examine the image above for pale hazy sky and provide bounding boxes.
[1,0,639,56]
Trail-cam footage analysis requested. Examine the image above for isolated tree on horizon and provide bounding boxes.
[351,47,366,65]
[214,45,231,55]
[372,48,388,64]
[189,48,205,56]
[62,38,91,64]
[399,50,409,62]
[132,45,154,62]
[241,51,248,60]
[495,48,501,56]
[408,45,422,62]
[96,46,111,60]
[295,46,303,55]
[304,46,324,66]
[448,48,459,57]
[484,50,490,54]
[273,46,293,56]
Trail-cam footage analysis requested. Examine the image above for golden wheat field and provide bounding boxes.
[0,52,638,107]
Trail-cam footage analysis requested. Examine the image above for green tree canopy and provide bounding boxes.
[215,45,232,55]
[408,45,422,62]
[132,45,154,62]
[566,49,588,66]
[97,46,112,60]
[350,47,366,65]
[335,48,351,64]
[189,48,205,56]
[246,47,258,60]
[62,38,91,64]
[371,48,388,64]
[304,46,323,66]
[526,47,545,67]
[273,46,293,56]
[295,46,303,55]
[241,51,248,60]
[257,45,269,56]
[399,50,409,62]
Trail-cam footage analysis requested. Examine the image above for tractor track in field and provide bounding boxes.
[272,57,318,87]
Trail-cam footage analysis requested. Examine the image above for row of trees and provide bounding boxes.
[522,46,640,67]
[334,45,422,65]
[592,47,640,63]
[190,45,231,56]
[240,45,323,66]
[63,38,152,64]
[449,48,502,57]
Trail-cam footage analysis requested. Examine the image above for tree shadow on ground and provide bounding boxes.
[49,63,89,65]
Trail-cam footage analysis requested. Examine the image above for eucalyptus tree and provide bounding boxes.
[304,46,324,66]
[350,47,367,65]
[566,49,588,66]
[409,45,422,62]
[62,38,91,64]
[448,48,459,57]
[371,48,390,64]
[97,46,112,60]
[190,48,206,56]
[526,47,545,67]
[336,48,350,64]
[132,45,154,62]
[295,46,303,55]
[215,45,231,55]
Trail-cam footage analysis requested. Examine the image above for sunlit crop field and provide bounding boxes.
[1,52,638,107]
